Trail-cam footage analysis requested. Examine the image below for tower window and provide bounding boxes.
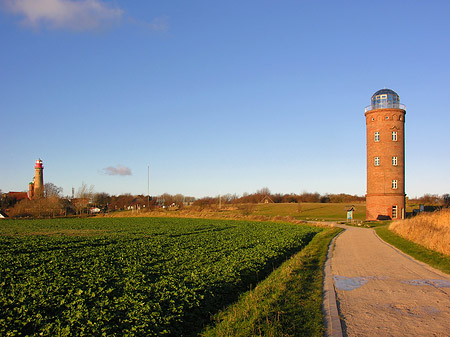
[392,131,398,141]
[392,156,398,166]
[374,157,380,166]
[374,132,380,142]
[392,180,398,189]
[399,116,402,121]
[385,116,389,120]
[392,205,398,219]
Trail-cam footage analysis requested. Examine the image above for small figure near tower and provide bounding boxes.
[365,89,406,220]
[29,159,44,199]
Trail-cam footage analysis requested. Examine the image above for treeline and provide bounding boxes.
[2,184,448,219]
[6,197,71,218]
[2,188,365,218]
[236,192,365,204]
[408,193,450,207]
[193,188,365,207]
[2,192,197,218]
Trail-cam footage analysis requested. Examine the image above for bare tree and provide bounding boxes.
[76,182,95,199]
[174,194,185,207]
[93,192,111,210]
[256,187,271,196]
[44,183,63,198]
[74,182,95,215]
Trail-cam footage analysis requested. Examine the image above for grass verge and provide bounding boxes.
[375,226,450,275]
[201,227,343,337]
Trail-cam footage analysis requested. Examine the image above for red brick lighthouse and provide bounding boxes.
[365,89,406,220]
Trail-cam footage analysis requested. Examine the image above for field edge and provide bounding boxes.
[201,226,343,337]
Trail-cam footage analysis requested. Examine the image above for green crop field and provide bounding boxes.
[0,217,321,336]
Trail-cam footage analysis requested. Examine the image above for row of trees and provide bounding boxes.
[6,197,72,218]
[1,183,199,218]
[408,194,450,207]
[2,185,449,218]
[192,188,366,207]
[0,183,63,210]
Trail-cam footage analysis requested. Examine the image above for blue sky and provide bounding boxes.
[1,0,449,198]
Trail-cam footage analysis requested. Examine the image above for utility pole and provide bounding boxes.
[147,165,150,210]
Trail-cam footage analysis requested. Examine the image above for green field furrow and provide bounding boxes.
[0,217,321,336]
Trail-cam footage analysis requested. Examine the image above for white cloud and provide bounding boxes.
[149,16,168,32]
[103,165,132,176]
[3,0,123,31]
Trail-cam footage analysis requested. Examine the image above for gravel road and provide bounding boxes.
[330,225,450,337]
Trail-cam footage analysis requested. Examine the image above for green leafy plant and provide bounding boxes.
[0,217,321,336]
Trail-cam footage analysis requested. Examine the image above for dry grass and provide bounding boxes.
[100,208,332,229]
[389,209,450,256]
[100,203,356,228]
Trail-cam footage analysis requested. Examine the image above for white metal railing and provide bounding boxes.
[365,103,406,112]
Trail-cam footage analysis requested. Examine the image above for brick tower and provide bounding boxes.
[34,159,44,199]
[365,89,406,220]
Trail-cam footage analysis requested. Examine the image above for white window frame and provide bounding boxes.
[392,131,398,141]
[392,205,398,219]
[374,157,380,166]
[392,179,398,189]
[392,156,398,166]
[374,132,380,142]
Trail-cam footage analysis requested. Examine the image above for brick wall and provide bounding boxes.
[365,108,406,220]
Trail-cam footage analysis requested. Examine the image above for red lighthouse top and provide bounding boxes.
[35,159,43,169]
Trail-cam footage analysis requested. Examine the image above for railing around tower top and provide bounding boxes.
[365,102,406,112]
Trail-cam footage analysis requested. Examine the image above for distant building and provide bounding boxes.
[28,159,44,199]
[1,159,46,215]
[365,89,406,220]
[7,192,29,202]
[261,195,274,204]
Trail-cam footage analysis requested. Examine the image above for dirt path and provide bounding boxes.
[330,226,450,337]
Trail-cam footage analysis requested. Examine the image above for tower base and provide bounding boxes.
[366,194,405,221]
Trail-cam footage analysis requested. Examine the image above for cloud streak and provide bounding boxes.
[148,16,168,32]
[3,0,123,31]
[103,165,132,176]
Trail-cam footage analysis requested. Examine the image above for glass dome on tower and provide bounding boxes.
[365,88,405,112]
